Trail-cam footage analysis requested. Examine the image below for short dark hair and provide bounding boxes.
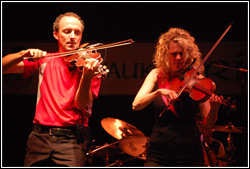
[53,12,84,32]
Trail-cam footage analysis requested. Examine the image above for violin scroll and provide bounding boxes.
[96,65,110,79]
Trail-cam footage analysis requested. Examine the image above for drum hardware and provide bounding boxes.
[88,117,147,166]
[214,121,246,166]
[101,117,147,160]
[101,117,145,140]
[106,159,124,167]
[96,117,145,157]
[202,141,218,167]
[87,141,122,166]
[225,122,236,166]
[119,136,149,160]
[86,140,120,156]
[106,135,149,166]
[106,156,143,167]
[213,122,244,134]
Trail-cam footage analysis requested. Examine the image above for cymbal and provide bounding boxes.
[213,124,244,133]
[119,136,149,160]
[101,117,145,140]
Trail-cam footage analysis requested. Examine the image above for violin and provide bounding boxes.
[24,39,134,78]
[66,50,109,78]
[63,43,109,78]
[169,66,237,110]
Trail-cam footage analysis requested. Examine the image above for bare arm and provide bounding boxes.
[199,94,223,128]
[74,58,99,110]
[132,68,178,111]
[2,49,46,74]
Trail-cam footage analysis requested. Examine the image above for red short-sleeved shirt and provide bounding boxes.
[23,53,101,127]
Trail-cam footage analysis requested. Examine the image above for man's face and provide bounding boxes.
[53,16,83,52]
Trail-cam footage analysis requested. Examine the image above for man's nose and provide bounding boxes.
[70,31,76,38]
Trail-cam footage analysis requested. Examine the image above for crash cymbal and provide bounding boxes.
[213,124,244,133]
[101,117,145,140]
[119,136,149,160]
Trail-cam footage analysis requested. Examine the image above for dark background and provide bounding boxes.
[2,1,248,167]
[2,2,248,43]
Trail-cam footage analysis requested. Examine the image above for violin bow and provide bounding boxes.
[23,39,134,60]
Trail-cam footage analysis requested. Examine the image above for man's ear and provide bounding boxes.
[53,31,58,40]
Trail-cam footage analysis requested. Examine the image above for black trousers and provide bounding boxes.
[24,124,88,167]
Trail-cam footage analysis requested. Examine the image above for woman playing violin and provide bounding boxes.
[132,27,223,166]
[2,12,102,167]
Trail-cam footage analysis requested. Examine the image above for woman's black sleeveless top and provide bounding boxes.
[145,84,204,166]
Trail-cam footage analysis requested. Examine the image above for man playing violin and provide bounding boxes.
[2,12,101,167]
[132,27,224,166]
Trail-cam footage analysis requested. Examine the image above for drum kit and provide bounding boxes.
[87,117,246,166]
[87,117,149,166]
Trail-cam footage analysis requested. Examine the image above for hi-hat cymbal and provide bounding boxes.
[119,136,149,160]
[101,117,145,140]
[213,124,244,133]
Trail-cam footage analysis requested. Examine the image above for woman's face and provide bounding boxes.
[168,41,186,75]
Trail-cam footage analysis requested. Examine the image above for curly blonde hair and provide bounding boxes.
[153,27,204,82]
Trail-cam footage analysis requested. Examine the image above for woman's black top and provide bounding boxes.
[145,84,204,166]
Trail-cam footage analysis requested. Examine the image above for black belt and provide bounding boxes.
[32,124,77,136]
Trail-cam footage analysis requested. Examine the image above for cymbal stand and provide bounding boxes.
[120,127,133,138]
[87,140,120,166]
[106,157,137,167]
[226,122,235,166]
[106,151,147,167]
[87,140,120,156]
